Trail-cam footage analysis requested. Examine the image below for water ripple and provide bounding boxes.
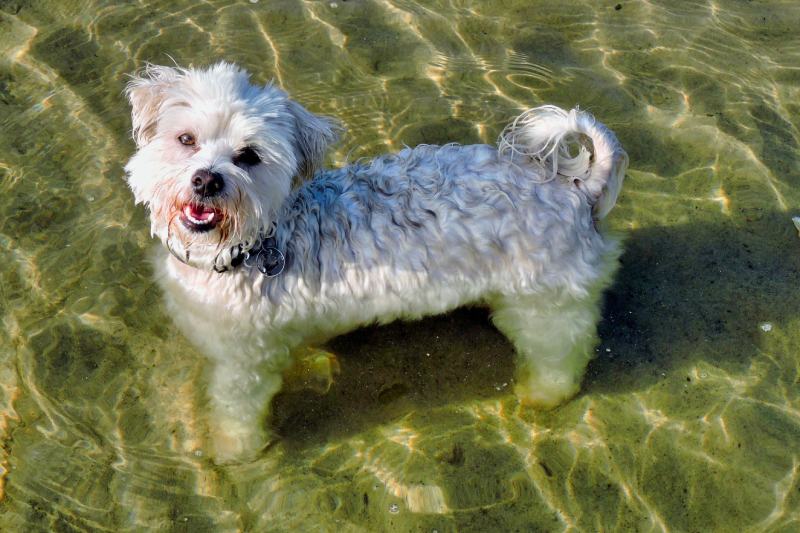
[1,0,800,530]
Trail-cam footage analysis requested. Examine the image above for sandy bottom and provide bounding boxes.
[0,1,798,530]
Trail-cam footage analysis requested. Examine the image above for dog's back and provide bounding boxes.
[273,106,627,311]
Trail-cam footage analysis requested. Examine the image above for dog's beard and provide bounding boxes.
[155,190,267,272]
[165,221,229,271]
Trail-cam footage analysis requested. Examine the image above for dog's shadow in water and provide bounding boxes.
[272,210,800,446]
[589,209,799,395]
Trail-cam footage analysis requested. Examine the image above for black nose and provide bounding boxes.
[191,169,224,197]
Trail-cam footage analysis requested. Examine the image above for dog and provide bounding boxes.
[123,62,628,463]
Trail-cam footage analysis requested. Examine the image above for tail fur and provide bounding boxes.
[498,105,628,219]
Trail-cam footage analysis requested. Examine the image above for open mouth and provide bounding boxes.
[179,203,222,232]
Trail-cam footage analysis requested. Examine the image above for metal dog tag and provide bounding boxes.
[258,247,285,277]
[244,246,285,277]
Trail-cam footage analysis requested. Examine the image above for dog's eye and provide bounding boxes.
[233,146,261,167]
[178,133,196,146]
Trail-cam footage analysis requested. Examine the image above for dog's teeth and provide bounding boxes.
[182,205,216,226]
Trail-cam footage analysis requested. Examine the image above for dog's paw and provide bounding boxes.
[514,378,579,410]
[283,346,341,394]
[210,420,272,465]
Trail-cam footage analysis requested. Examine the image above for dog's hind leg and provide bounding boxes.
[489,292,601,408]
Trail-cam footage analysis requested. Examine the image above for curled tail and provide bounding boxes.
[498,105,628,219]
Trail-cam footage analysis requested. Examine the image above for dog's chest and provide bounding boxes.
[157,253,271,341]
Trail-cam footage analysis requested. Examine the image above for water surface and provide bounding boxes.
[1,0,799,531]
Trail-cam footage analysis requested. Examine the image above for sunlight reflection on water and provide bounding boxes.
[0,0,799,530]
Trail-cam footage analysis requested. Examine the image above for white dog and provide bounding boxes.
[124,62,627,463]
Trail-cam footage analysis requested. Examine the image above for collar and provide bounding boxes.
[215,235,286,277]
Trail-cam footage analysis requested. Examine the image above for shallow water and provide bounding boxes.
[1,0,799,531]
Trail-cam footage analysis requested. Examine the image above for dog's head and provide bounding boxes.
[124,62,337,270]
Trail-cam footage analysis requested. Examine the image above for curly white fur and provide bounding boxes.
[124,62,628,463]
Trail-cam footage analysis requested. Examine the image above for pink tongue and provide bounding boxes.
[185,204,215,222]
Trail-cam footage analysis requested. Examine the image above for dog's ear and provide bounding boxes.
[287,100,340,179]
[125,65,182,147]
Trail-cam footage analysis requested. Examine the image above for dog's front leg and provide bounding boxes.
[205,355,285,464]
